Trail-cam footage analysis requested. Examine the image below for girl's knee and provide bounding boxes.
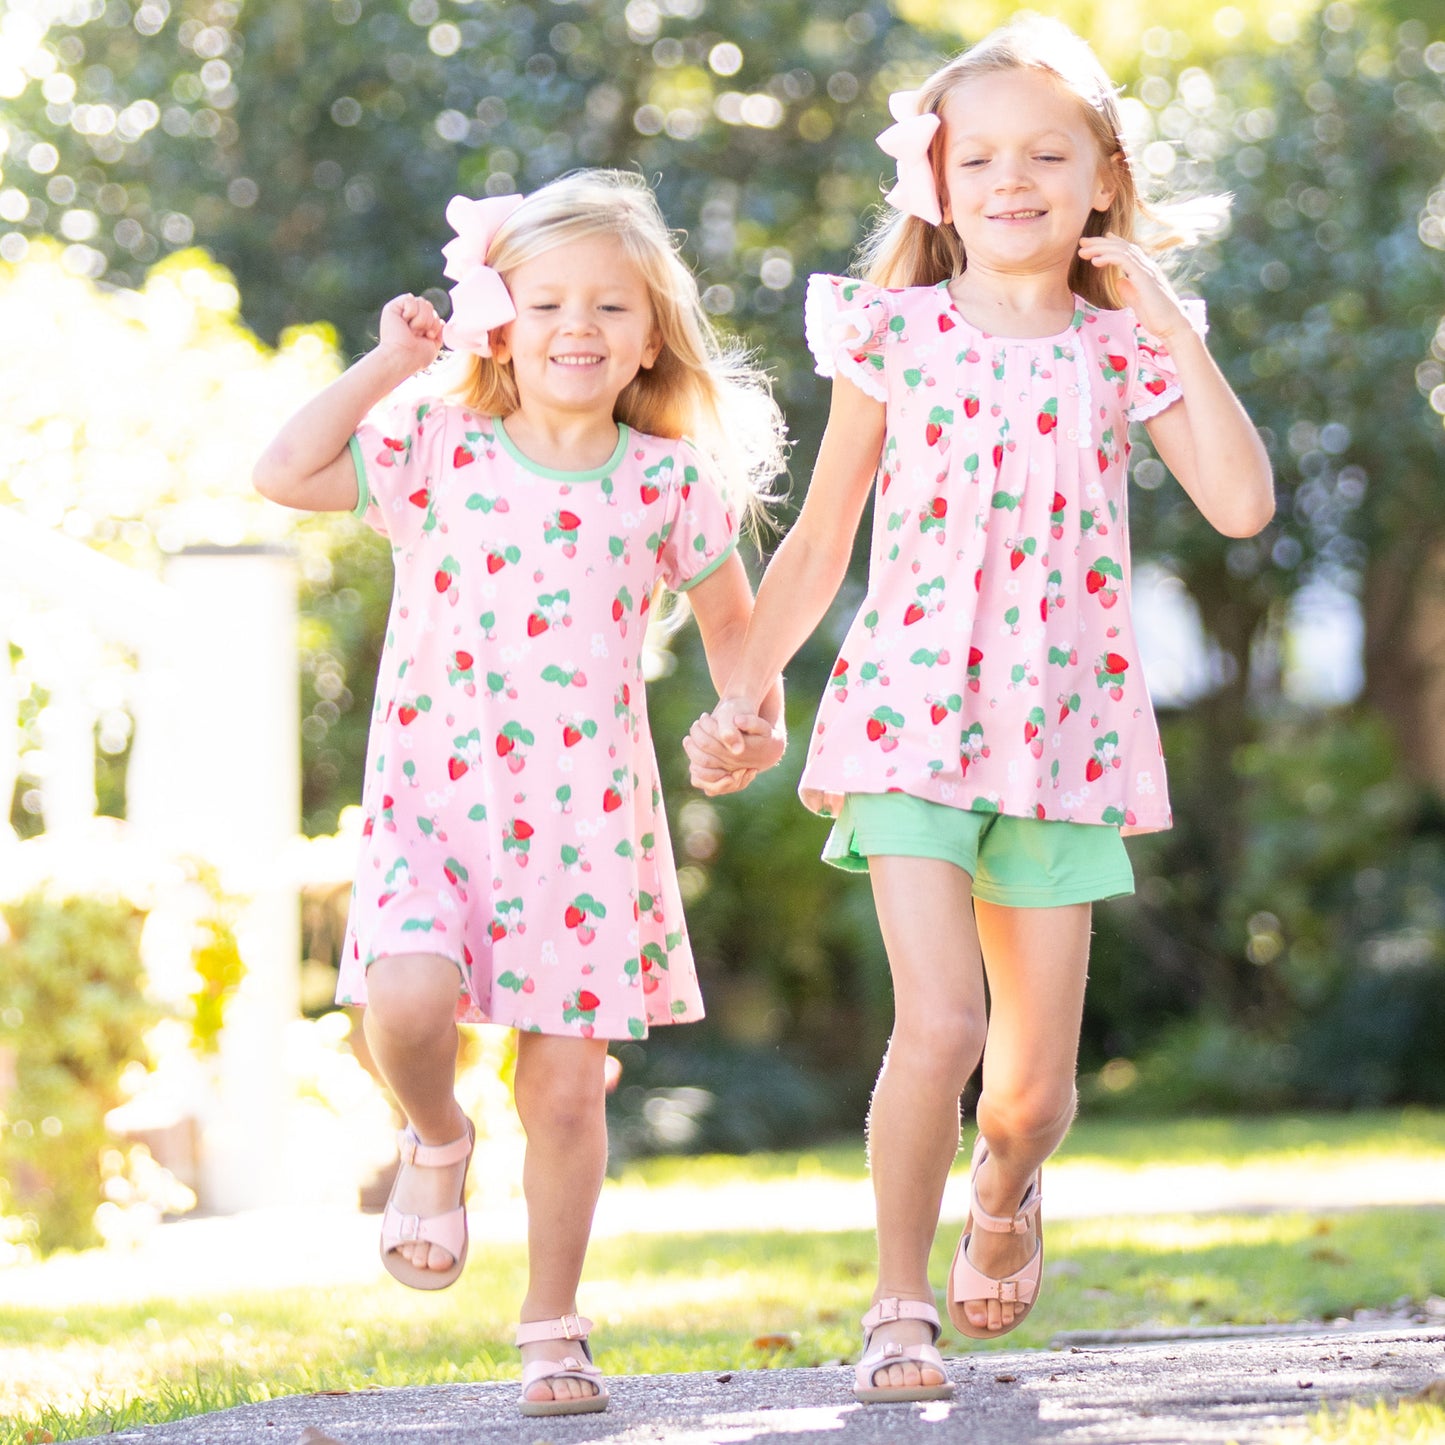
[887,1004,987,1091]
[364,955,462,1040]
[514,1040,609,1136]
[977,1083,1077,1146]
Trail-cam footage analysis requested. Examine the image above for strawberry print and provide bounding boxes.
[796,273,1187,833]
[339,402,730,1037]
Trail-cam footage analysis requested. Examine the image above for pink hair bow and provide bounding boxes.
[876,90,942,226]
[440,192,526,356]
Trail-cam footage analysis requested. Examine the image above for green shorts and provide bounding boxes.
[822,792,1135,907]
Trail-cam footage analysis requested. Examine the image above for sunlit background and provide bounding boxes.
[1,0,1444,1272]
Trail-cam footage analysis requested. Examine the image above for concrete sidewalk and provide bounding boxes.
[77,1327,1445,1444]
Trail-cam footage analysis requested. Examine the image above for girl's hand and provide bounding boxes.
[1077,233,1191,343]
[684,710,785,794]
[377,293,444,373]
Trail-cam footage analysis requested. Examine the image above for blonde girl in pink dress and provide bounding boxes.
[689,17,1273,1403]
[255,170,784,1417]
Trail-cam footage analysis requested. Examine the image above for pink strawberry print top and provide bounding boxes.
[798,274,1205,834]
[336,396,737,1040]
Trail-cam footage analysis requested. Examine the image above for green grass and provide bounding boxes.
[3,1110,1443,1443]
[1281,1397,1445,1443]
[615,1106,1445,1187]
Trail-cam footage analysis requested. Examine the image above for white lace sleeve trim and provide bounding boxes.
[1129,382,1184,423]
[803,274,888,404]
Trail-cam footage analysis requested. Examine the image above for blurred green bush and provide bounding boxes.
[0,893,161,1255]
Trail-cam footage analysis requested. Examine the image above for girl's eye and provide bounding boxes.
[1037,154,1066,163]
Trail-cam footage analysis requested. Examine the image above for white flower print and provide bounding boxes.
[590,633,609,658]
[842,755,862,778]
[1137,771,1156,795]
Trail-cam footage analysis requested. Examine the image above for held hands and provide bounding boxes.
[1077,233,1192,345]
[377,293,445,374]
[684,698,786,797]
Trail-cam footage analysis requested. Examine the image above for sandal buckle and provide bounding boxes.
[876,1298,901,1322]
[559,1312,585,1340]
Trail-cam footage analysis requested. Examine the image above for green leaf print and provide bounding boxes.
[497,971,525,993]
[629,1018,647,1038]
[467,804,486,821]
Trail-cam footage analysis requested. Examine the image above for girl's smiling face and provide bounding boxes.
[937,67,1117,274]
[493,233,662,420]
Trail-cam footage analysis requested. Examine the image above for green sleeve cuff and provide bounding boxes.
[674,536,737,592]
[348,435,371,519]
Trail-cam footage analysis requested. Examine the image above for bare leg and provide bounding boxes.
[863,855,989,1392]
[364,953,471,1273]
[513,1031,610,1405]
[959,900,1092,1332]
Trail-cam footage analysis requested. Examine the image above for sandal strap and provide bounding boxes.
[520,1355,603,1391]
[860,1296,942,1340]
[397,1124,473,1169]
[968,1138,1042,1234]
[515,1314,594,1347]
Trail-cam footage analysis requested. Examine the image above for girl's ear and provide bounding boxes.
[1093,151,1123,213]
[640,327,663,371]
[490,323,512,365]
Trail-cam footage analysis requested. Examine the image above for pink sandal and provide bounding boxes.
[852,1297,954,1403]
[516,1314,609,1417]
[947,1134,1043,1339]
[379,1118,474,1291]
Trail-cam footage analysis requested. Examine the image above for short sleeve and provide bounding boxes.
[655,442,739,594]
[1126,299,1208,423]
[803,273,894,403]
[350,393,445,541]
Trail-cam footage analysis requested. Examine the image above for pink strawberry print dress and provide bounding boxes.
[799,274,1205,834]
[336,397,737,1039]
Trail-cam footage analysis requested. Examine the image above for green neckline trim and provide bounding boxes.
[494,417,630,481]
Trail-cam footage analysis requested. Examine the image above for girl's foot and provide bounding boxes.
[947,1137,1044,1337]
[853,1296,954,1403]
[515,1316,608,1417]
[381,1105,473,1283]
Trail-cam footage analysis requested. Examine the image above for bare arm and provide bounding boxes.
[682,551,786,793]
[252,294,443,513]
[1078,233,1275,539]
[709,374,885,740]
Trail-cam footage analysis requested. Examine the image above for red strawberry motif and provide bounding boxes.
[903,602,925,626]
[931,703,948,724]
[408,487,429,508]
[926,422,943,446]
[398,706,418,726]
[377,890,394,907]
[527,614,549,637]
[487,553,506,574]
[453,445,475,467]
[1103,653,1129,674]
[512,820,534,841]
[929,497,947,519]
[968,647,983,667]
[1011,548,1026,570]
[1037,411,1057,435]
[640,483,660,504]
[562,725,583,747]
[1086,757,1104,782]
[564,905,585,929]
[866,718,887,741]
[938,313,955,332]
[832,659,848,678]
[602,787,623,812]
[490,921,507,941]
[578,990,600,1012]
[448,757,468,780]
[963,395,980,418]
[1144,378,1168,395]
[558,510,582,531]
[1097,448,1109,472]
[434,568,453,593]
[385,437,406,452]
[1086,569,1107,594]
[992,444,1004,468]
[612,599,625,622]
[496,733,514,756]
[1024,719,1040,742]
[1051,492,1066,514]
[1106,353,1127,373]
[454,651,473,671]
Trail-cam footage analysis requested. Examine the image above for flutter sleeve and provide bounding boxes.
[656,441,739,594]
[803,273,895,403]
[1126,299,1208,424]
[349,392,446,543]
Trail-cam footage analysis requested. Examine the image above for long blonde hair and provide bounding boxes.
[859,15,1228,306]
[448,170,785,531]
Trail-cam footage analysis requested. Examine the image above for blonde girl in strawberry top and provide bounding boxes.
[256,170,784,1417]
[689,17,1272,1404]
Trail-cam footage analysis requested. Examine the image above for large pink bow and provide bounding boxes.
[440,193,525,356]
[876,90,942,226]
